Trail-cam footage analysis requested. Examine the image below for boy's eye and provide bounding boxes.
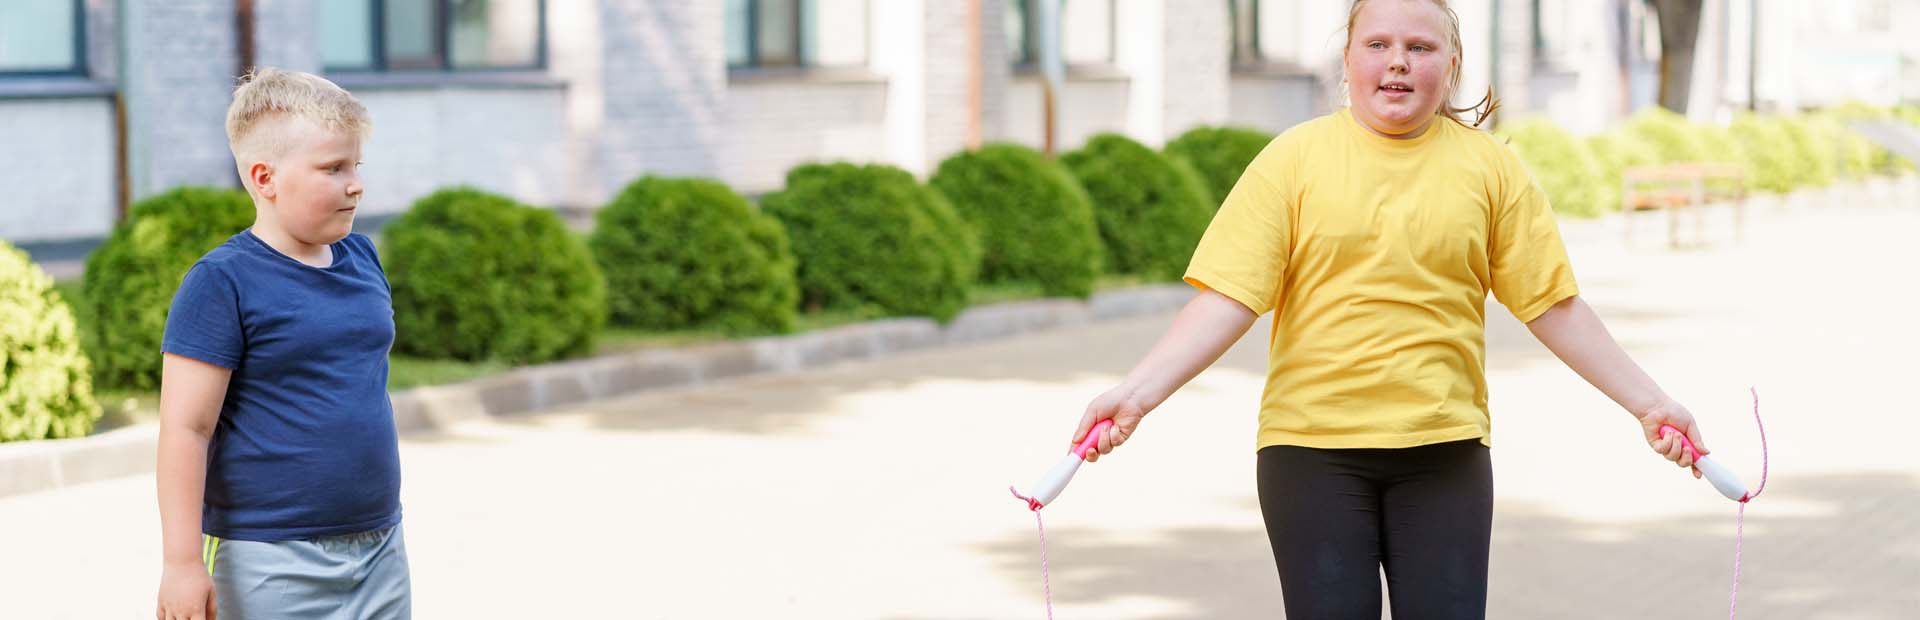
[1369,41,1386,50]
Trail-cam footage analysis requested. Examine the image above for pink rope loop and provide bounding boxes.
[1728,387,1768,619]
[1010,487,1054,620]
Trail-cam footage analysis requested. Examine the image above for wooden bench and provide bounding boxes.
[1621,163,1747,250]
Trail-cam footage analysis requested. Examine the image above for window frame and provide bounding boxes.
[1228,0,1261,70]
[323,0,549,74]
[729,0,810,69]
[0,0,89,78]
[1009,0,1118,73]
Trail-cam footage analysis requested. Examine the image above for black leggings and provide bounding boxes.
[1257,439,1493,619]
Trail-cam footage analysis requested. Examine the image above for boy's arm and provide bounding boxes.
[156,353,231,617]
[1525,295,1708,475]
[1074,289,1259,461]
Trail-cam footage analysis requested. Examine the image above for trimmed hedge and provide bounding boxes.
[1497,118,1608,217]
[1728,113,1800,194]
[1163,126,1276,206]
[1625,107,1708,164]
[590,177,798,335]
[1061,133,1214,281]
[762,162,979,321]
[2,241,101,441]
[382,188,607,364]
[929,144,1103,298]
[1586,131,1658,213]
[81,187,255,390]
[1776,116,1836,188]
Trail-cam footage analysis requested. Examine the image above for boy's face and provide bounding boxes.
[1344,0,1458,138]
[256,117,364,246]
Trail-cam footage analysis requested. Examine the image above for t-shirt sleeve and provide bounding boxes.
[1183,139,1293,316]
[161,262,244,369]
[1489,152,1581,323]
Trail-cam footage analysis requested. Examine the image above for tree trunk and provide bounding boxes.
[1648,0,1704,113]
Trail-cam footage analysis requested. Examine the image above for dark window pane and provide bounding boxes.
[320,0,375,70]
[0,0,78,73]
[726,0,752,66]
[755,0,800,67]
[450,0,541,68]
[384,0,439,69]
[1005,0,1029,65]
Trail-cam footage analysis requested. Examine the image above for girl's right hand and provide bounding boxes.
[157,561,217,620]
[1074,385,1148,463]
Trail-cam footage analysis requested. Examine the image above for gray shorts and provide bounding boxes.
[205,525,412,620]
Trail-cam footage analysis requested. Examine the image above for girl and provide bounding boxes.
[1069,0,1710,617]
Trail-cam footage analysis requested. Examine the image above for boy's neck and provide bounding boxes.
[250,221,334,268]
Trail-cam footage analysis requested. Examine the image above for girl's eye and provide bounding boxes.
[1412,45,1431,52]
[1369,41,1386,50]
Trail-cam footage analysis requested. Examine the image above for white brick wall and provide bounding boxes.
[1001,74,1132,151]
[120,0,243,198]
[0,99,117,242]
[719,77,889,193]
[1230,74,1321,134]
[354,88,571,215]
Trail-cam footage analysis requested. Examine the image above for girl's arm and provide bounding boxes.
[1074,289,1259,461]
[1525,295,1708,474]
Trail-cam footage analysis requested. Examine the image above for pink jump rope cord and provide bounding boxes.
[1661,387,1768,619]
[1007,420,1113,620]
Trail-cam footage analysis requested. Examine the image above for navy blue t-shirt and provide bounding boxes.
[162,230,402,541]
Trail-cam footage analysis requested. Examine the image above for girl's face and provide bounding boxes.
[1344,0,1458,138]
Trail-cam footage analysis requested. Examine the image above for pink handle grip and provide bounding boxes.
[1073,420,1115,459]
[1658,424,1701,461]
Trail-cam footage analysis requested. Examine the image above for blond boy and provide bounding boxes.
[156,68,408,620]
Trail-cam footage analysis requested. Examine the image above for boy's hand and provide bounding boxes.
[1074,385,1148,463]
[158,561,216,620]
[1639,398,1708,479]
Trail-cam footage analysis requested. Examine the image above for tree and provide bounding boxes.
[1646,0,1704,113]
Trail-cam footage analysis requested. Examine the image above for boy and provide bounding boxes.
[156,68,408,620]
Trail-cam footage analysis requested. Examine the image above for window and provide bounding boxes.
[1228,0,1259,68]
[321,0,545,72]
[0,0,84,75]
[728,0,807,68]
[727,0,868,70]
[1532,0,1576,66]
[1006,0,1116,69]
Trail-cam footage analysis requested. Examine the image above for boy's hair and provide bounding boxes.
[1344,0,1502,128]
[225,67,371,176]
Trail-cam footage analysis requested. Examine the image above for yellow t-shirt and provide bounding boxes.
[1185,108,1579,450]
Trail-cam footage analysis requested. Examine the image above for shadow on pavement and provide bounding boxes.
[947,471,1918,620]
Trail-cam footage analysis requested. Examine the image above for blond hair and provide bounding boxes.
[225,68,371,176]
[1345,0,1500,128]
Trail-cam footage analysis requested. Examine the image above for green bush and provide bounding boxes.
[1496,118,1608,217]
[761,162,979,321]
[1728,113,1800,194]
[589,177,798,335]
[929,144,1103,298]
[382,188,607,364]
[1163,126,1276,206]
[1806,114,1877,181]
[1777,116,1837,188]
[2,242,101,441]
[1584,131,1656,215]
[1061,133,1214,281]
[81,187,255,390]
[1624,107,1707,164]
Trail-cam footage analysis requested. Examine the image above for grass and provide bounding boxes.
[44,273,1173,434]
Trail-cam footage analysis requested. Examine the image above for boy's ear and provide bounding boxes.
[249,161,276,200]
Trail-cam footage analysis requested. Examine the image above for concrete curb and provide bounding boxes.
[0,284,1193,499]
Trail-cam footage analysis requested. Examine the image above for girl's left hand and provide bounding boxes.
[1639,399,1708,478]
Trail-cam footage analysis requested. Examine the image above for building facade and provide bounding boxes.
[1,0,1906,247]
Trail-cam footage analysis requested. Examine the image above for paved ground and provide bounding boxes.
[5,187,1918,618]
